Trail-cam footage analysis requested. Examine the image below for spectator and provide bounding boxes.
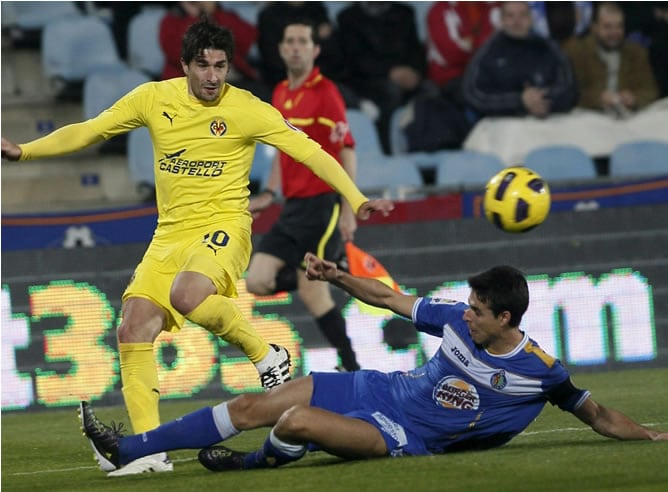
[256,2,344,89]
[462,1,577,120]
[426,2,501,91]
[337,2,427,154]
[563,2,660,117]
[159,1,270,100]
[529,1,593,44]
[620,2,668,98]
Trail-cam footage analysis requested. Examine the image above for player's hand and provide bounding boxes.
[1,138,22,161]
[304,252,339,282]
[356,199,394,221]
[651,431,668,441]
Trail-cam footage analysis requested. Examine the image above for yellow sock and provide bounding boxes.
[119,343,161,434]
[187,295,269,363]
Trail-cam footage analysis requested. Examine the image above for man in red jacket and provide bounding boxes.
[245,19,360,372]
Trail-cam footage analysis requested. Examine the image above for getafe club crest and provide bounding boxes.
[210,119,227,136]
[490,370,508,390]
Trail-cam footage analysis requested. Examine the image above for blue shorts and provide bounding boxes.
[310,370,429,457]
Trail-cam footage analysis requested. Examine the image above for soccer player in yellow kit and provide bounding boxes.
[1,20,394,475]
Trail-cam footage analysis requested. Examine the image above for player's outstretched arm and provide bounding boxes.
[1,138,22,161]
[301,149,394,220]
[304,252,416,317]
[573,397,668,441]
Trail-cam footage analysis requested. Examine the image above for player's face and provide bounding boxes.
[279,25,320,75]
[182,49,229,102]
[463,292,509,350]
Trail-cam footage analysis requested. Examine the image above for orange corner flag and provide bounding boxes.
[344,242,400,315]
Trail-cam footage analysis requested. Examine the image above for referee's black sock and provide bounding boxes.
[316,308,360,371]
[274,266,297,293]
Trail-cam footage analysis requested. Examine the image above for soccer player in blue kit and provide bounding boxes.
[80,252,668,473]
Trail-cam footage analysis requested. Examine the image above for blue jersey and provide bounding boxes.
[311,297,590,455]
[382,297,590,453]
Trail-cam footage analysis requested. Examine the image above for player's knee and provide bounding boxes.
[117,316,161,343]
[169,287,202,316]
[226,393,266,429]
[274,405,312,438]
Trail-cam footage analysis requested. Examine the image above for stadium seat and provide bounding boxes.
[1,1,80,30]
[83,66,151,120]
[407,1,433,43]
[325,1,352,24]
[42,15,125,86]
[346,109,384,165]
[127,7,167,79]
[523,145,597,181]
[609,140,668,177]
[434,150,505,188]
[226,2,261,24]
[251,143,276,191]
[127,127,155,187]
[356,157,424,198]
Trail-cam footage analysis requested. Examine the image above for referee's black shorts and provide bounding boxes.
[256,193,344,269]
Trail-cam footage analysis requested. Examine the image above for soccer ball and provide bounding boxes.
[483,166,551,233]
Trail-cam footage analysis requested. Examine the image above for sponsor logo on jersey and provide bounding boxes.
[450,346,471,366]
[210,119,227,136]
[433,376,480,410]
[490,370,508,390]
[158,150,227,177]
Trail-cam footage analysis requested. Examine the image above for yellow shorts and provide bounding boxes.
[123,218,252,332]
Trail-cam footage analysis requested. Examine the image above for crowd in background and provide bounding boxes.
[6,1,668,166]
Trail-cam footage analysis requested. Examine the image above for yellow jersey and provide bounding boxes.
[85,78,322,229]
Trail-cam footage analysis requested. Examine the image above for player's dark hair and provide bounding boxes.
[181,19,235,66]
[282,17,321,45]
[468,266,529,327]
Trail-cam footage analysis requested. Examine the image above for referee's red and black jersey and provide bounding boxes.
[272,67,355,199]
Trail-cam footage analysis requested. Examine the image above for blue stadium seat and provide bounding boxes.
[523,145,597,181]
[346,109,384,164]
[325,1,352,24]
[226,2,261,24]
[83,66,151,120]
[42,16,125,84]
[1,1,80,30]
[127,127,154,186]
[356,157,424,198]
[434,150,505,188]
[407,1,433,43]
[609,140,668,177]
[127,7,167,79]
[251,143,276,190]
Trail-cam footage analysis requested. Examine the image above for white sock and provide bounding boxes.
[211,402,240,440]
[254,345,277,373]
[269,429,306,457]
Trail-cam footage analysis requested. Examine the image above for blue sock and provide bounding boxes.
[119,407,222,464]
[242,431,306,469]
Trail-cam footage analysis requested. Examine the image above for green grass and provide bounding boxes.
[3,368,668,492]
